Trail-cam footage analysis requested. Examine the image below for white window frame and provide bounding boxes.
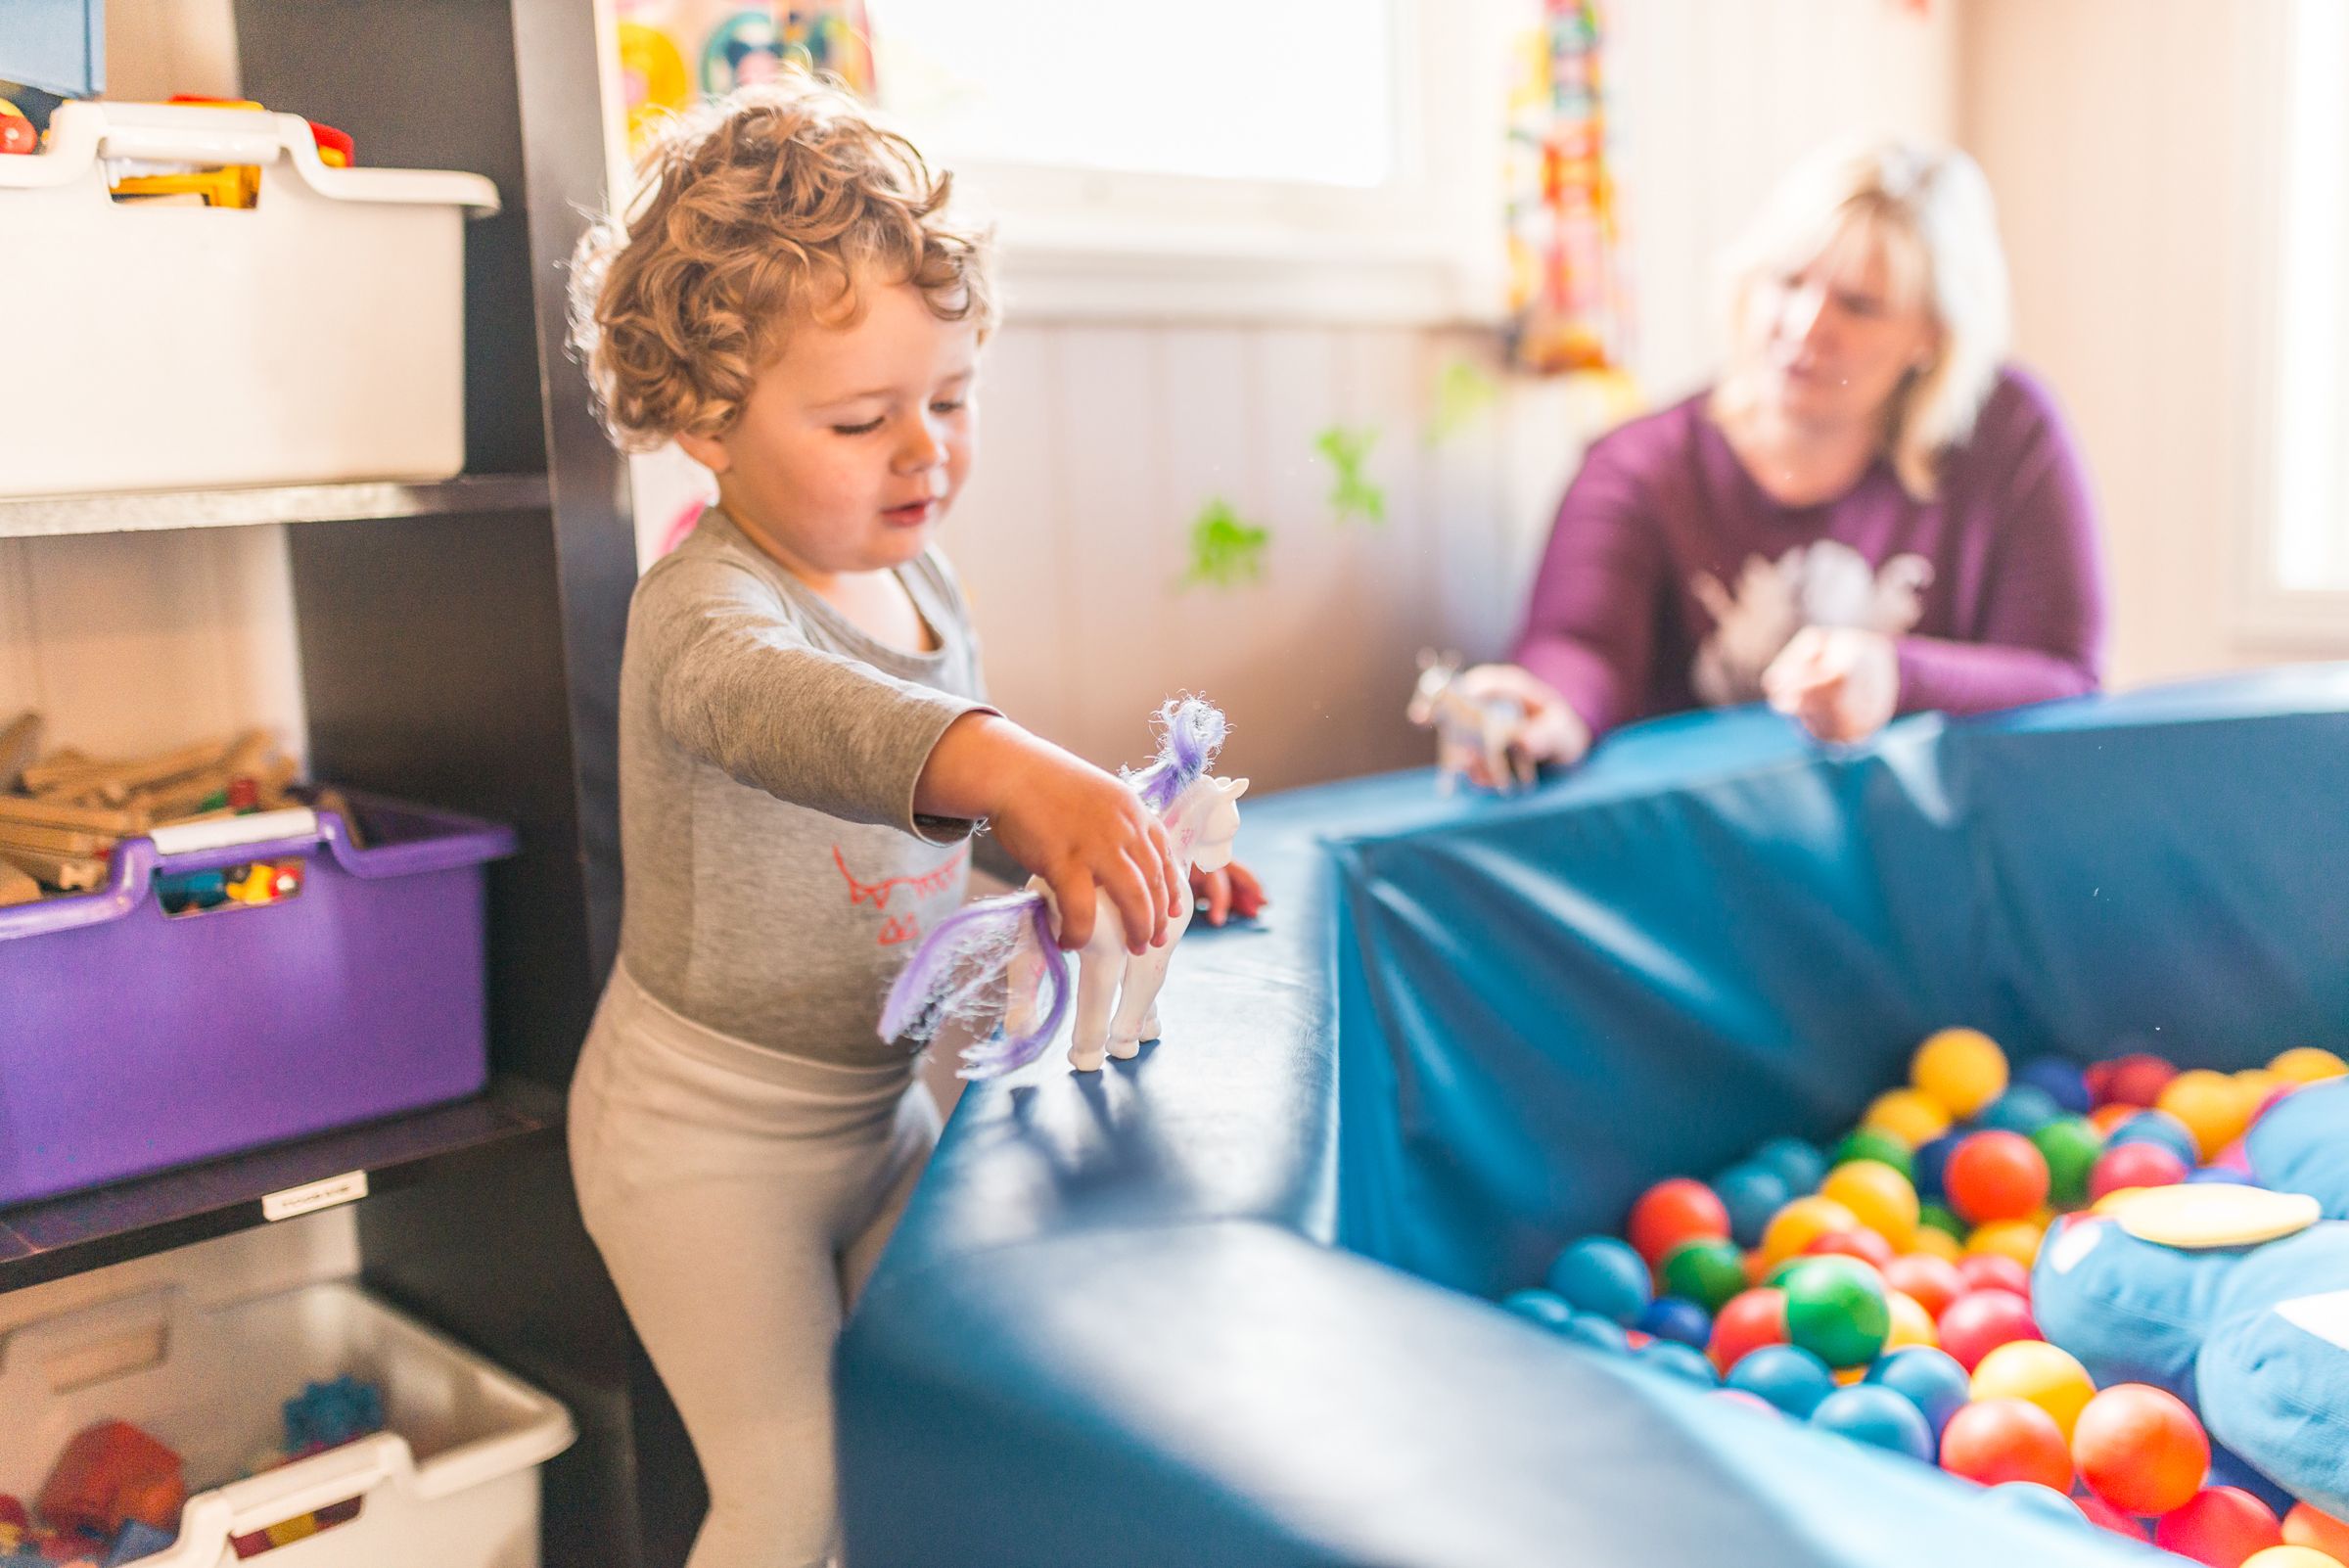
[2234,0,2349,649]
[880,0,1512,329]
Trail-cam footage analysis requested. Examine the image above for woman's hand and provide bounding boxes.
[1451,664,1593,788]
[1763,626,1901,743]
[919,715,1184,954]
[1189,859,1267,927]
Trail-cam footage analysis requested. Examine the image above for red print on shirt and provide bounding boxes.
[833,843,968,946]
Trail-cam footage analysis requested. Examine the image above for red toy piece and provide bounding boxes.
[36,1420,186,1537]
[0,1497,24,1529]
[0,104,35,157]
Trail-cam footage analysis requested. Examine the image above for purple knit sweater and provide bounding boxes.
[1511,366,2108,740]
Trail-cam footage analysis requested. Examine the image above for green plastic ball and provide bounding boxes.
[1832,1130,1914,1181]
[2031,1116,2105,1209]
[1660,1238,1749,1314]
[1781,1257,1891,1369]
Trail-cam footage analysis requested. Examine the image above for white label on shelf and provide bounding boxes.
[261,1170,369,1222]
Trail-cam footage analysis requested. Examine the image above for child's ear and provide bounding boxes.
[676,428,731,475]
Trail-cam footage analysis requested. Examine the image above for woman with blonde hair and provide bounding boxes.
[1461,137,2107,766]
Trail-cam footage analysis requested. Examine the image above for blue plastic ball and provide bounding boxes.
[1633,1339,1721,1388]
[1500,1288,1575,1332]
[1726,1343,1835,1418]
[1713,1164,1793,1249]
[1811,1384,1935,1461]
[1984,1482,2090,1529]
[1555,1312,1630,1355]
[1911,1133,1960,1204]
[1637,1296,1714,1350]
[2108,1109,2198,1167]
[2018,1056,2092,1115]
[1750,1136,1825,1198]
[1978,1085,2062,1136]
[1546,1237,1652,1325]
[1864,1346,1973,1437]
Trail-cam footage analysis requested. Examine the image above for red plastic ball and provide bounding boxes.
[1707,1287,1788,1373]
[1936,1289,2041,1371]
[1628,1178,1732,1268]
[1804,1228,1897,1270]
[1956,1254,2033,1301]
[1946,1130,2051,1224]
[2075,1491,2149,1541]
[1940,1397,2074,1491]
[2154,1488,2283,1568]
[2073,1383,2210,1516]
[2101,1053,2180,1109]
[1885,1254,1966,1320]
[2090,1142,2190,1201]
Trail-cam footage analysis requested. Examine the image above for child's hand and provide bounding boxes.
[1453,664,1592,786]
[918,715,1183,954]
[1763,625,1900,743]
[1191,859,1267,927]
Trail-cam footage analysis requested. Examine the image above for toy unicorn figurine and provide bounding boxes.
[1407,650,1536,794]
[880,698,1248,1078]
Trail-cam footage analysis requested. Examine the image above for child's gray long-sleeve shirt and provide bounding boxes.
[614,507,991,1066]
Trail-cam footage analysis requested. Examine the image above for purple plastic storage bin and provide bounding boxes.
[0,795,516,1207]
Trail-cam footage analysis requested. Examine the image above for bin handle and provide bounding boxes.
[92,103,293,168]
[214,1433,411,1536]
[0,1287,179,1397]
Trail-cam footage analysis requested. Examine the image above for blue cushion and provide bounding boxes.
[2247,1081,2349,1216]
[2200,1283,2349,1520]
[2030,1215,2245,1403]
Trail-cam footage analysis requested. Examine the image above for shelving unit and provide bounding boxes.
[0,2,697,1562]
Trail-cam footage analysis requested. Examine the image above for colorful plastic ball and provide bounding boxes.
[1912,1133,1959,1204]
[1833,1130,1914,1181]
[2101,1052,2179,1109]
[1628,1177,1731,1268]
[1970,1339,2096,1440]
[1937,1289,2040,1371]
[1726,1342,1836,1417]
[1864,1087,1954,1147]
[1636,1296,1713,1350]
[2019,1055,2093,1115]
[2090,1141,2190,1201]
[1500,1288,1575,1331]
[1660,1238,1750,1314]
[1985,1482,2090,1530]
[1707,1287,1788,1372]
[2159,1070,2259,1162]
[1713,1163,1793,1250]
[1914,1028,2010,1118]
[1882,1288,1938,1352]
[1632,1338,1721,1388]
[1965,1217,2050,1272]
[1804,1228,1896,1271]
[1812,1384,1936,1461]
[1884,1254,1964,1320]
[2072,1383,2210,1516]
[2242,1549,2343,1568]
[1956,1254,2032,1299]
[1555,1312,1631,1355]
[1865,1345,1972,1436]
[2155,1488,2283,1567]
[1547,1237,1652,1325]
[1946,1130,2051,1224]
[1940,1397,2073,1490]
[1750,1136,1827,1198]
[2282,1501,2349,1559]
[2109,1108,2201,1167]
[1781,1257,1891,1369]
[2091,1103,2141,1136]
[2075,1490,2150,1541]
[1919,1201,1967,1241]
[1820,1160,1920,1251]
[1908,1225,1963,1263]
[1711,1388,1781,1418]
[1759,1196,1863,1271]
[2031,1117,2105,1209]
[2270,1047,2349,1084]
[1979,1085,2063,1136]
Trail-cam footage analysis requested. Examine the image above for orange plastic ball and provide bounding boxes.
[1914,1029,2010,1119]
[2158,1070,2257,1163]
[1946,1130,2050,1224]
[1965,1217,2050,1272]
[1707,1286,1788,1373]
[1884,1254,1965,1319]
[2073,1383,2210,1516]
[1821,1160,1921,1252]
[2283,1502,2349,1560]
[2271,1047,2349,1084]
[2156,1488,2282,1568]
[1939,1397,2073,1491]
[1759,1196,1863,1271]
[1628,1177,1731,1268]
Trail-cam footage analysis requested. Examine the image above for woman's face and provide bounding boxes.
[1743,229,1939,433]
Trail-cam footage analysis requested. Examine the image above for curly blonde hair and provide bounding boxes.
[570,73,996,451]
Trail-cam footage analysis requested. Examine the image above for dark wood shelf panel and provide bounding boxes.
[0,1074,563,1292]
[0,474,553,540]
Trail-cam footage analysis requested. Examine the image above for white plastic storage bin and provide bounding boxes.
[0,102,500,496]
[0,1282,576,1568]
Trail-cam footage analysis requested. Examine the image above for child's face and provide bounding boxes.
[681,279,982,580]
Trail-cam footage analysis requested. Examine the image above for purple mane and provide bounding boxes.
[1126,697,1228,816]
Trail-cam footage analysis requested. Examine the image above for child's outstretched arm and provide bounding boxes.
[916,713,1182,956]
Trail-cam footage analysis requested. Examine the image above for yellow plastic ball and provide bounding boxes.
[1907,1227,1963,1263]
[1863,1088,1953,1148]
[1912,1028,2009,1119]
[1820,1160,1921,1252]
[2271,1047,2349,1084]
[1965,1217,2048,1270]
[1833,1364,1868,1387]
[2158,1069,2257,1162]
[1884,1288,1939,1352]
[1759,1196,1863,1271]
[1970,1339,2096,1439]
[2242,1549,2342,1568]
